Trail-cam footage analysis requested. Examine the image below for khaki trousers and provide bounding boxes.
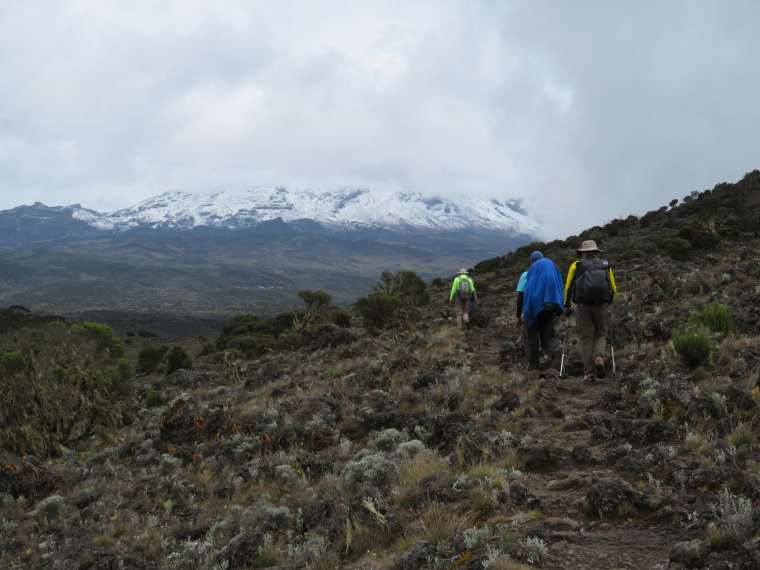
[576,303,608,373]
[454,297,470,329]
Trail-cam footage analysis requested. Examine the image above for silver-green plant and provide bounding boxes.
[710,487,754,545]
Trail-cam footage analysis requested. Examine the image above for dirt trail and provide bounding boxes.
[468,326,699,569]
[525,375,693,569]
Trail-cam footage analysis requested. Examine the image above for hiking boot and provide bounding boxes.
[584,371,596,384]
[594,356,606,379]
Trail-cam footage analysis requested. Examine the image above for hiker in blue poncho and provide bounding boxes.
[518,252,565,371]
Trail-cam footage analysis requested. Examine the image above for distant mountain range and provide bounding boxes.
[3,186,536,235]
[0,187,539,335]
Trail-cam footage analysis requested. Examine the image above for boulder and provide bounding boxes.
[668,539,707,569]
[584,477,646,517]
[394,541,436,570]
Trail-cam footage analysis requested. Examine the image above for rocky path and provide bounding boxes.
[521,375,695,569]
[467,326,701,569]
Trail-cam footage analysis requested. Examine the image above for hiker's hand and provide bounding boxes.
[564,306,572,317]
[515,318,522,328]
[449,300,453,305]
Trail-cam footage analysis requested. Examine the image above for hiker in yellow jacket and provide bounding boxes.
[564,241,617,383]
[449,268,478,330]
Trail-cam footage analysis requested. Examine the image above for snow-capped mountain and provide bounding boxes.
[71,187,539,235]
[0,186,540,331]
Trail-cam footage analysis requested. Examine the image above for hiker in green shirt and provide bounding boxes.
[449,268,477,330]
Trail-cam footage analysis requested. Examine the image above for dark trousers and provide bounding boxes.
[524,310,558,370]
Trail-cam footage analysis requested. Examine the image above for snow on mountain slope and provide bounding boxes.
[73,187,539,235]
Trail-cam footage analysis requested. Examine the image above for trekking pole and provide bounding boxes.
[559,318,569,378]
[608,309,616,374]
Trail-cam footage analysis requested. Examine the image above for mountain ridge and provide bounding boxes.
[0,187,538,333]
[56,186,537,234]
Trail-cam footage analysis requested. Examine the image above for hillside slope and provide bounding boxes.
[1,170,759,569]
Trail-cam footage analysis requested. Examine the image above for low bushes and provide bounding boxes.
[672,329,712,367]
[691,302,733,335]
[0,322,134,458]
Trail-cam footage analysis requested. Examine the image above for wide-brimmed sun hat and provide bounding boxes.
[577,240,602,253]
[458,268,468,274]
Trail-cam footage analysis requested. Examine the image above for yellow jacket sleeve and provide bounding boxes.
[608,267,617,298]
[564,261,578,306]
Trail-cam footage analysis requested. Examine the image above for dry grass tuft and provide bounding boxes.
[396,449,450,508]
[726,423,756,449]
[486,558,534,570]
[401,503,471,548]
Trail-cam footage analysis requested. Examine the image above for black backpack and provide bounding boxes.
[456,276,473,300]
[573,259,613,305]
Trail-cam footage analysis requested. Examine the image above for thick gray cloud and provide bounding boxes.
[1,0,757,240]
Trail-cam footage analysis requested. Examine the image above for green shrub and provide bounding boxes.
[332,309,352,328]
[546,238,569,249]
[469,279,486,295]
[657,237,692,260]
[691,302,733,335]
[0,351,27,375]
[715,217,742,238]
[350,270,431,334]
[220,314,269,337]
[165,347,193,375]
[217,312,305,355]
[640,210,661,228]
[214,348,245,362]
[0,323,132,458]
[472,258,501,273]
[376,270,428,304]
[274,331,303,351]
[672,329,712,366]
[678,223,721,249]
[225,333,276,358]
[706,533,741,550]
[71,321,125,358]
[138,345,169,373]
[115,358,135,381]
[355,292,402,333]
[298,289,333,308]
[217,304,350,357]
[751,212,760,234]
[145,390,163,408]
[604,220,622,237]
[615,249,646,262]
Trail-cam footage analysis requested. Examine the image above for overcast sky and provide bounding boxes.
[1,0,758,240]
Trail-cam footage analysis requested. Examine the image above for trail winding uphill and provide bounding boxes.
[451,312,758,570]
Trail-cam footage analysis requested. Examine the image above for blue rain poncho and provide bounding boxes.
[522,257,565,326]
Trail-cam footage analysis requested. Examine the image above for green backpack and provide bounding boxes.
[456,276,473,300]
